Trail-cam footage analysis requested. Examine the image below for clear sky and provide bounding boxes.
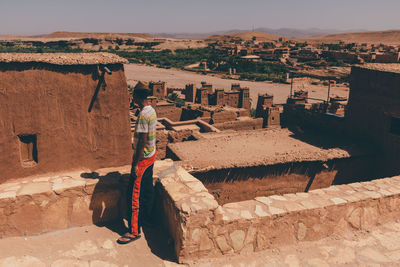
[0,0,399,35]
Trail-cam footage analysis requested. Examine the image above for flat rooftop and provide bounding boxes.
[169,128,368,171]
[356,63,400,74]
[0,52,128,65]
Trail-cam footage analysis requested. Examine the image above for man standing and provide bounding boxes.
[118,81,157,244]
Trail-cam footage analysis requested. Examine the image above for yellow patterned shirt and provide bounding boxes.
[133,105,157,159]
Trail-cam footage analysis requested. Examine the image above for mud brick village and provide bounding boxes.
[0,26,400,266]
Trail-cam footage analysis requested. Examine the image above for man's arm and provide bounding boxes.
[131,133,146,177]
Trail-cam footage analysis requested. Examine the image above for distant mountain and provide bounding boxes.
[153,28,367,39]
[206,32,281,42]
[309,29,400,45]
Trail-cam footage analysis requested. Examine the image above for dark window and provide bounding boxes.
[18,134,38,167]
[390,116,400,136]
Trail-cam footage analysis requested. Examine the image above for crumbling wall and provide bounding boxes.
[156,105,182,121]
[212,110,237,124]
[213,118,263,131]
[0,63,132,183]
[156,130,169,160]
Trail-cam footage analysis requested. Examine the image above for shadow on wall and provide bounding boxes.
[79,171,176,262]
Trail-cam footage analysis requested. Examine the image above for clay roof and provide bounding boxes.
[356,63,400,74]
[0,53,128,65]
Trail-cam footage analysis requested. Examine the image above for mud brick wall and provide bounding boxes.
[150,82,167,99]
[156,105,183,122]
[156,130,169,160]
[212,110,237,124]
[375,53,400,63]
[0,63,132,183]
[347,66,400,156]
[213,118,263,131]
[168,130,194,144]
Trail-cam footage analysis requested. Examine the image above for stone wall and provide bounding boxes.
[156,162,400,263]
[192,156,377,205]
[0,161,173,238]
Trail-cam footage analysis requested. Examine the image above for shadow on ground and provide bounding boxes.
[80,171,177,262]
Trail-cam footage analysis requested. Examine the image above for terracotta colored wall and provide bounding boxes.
[347,67,400,156]
[213,118,263,131]
[192,156,376,205]
[0,63,132,183]
[156,105,182,121]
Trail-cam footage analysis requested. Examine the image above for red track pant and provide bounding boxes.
[127,152,156,236]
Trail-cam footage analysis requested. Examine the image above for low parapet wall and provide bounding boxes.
[156,162,400,263]
[3,160,400,264]
[0,161,173,238]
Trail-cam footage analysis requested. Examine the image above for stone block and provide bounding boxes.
[199,230,213,252]
[254,196,272,205]
[52,179,86,195]
[283,201,305,212]
[362,206,379,228]
[254,205,270,217]
[215,235,232,253]
[330,197,347,205]
[0,191,16,200]
[42,197,69,231]
[185,181,207,193]
[363,191,382,199]
[70,196,92,226]
[18,182,52,196]
[9,202,42,235]
[346,207,362,229]
[297,222,307,240]
[229,230,245,252]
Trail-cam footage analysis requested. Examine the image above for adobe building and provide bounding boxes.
[0,53,131,183]
[201,81,213,94]
[215,88,225,106]
[238,87,250,109]
[255,93,274,118]
[287,90,308,105]
[185,84,196,103]
[224,91,240,108]
[255,94,280,128]
[195,88,209,106]
[347,64,400,159]
[149,81,167,99]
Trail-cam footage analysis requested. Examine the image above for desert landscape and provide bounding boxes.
[1,1,400,265]
[124,63,349,105]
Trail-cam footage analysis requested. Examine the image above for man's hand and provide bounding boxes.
[131,164,139,178]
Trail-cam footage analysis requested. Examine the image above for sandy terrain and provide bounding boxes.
[308,29,400,45]
[169,128,363,170]
[124,63,349,105]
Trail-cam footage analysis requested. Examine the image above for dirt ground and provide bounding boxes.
[124,64,349,106]
[169,128,361,170]
[2,219,400,266]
